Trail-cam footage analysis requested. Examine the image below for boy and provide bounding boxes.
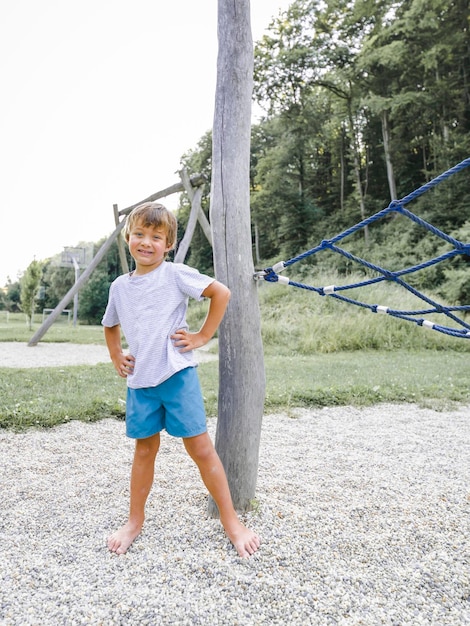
[102,201,260,558]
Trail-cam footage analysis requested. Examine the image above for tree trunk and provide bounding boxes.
[340,124,346,211]
[208,0,265,515]
[347,102,369,243]
[381,109,397,200]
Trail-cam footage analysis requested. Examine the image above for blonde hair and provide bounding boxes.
[124,202,178,251]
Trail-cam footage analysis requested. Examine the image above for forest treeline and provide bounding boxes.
[2,0,469,323]
[180,0,470,304]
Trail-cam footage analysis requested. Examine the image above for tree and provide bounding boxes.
[78,238,127,324]
[354,0,470,191]
[253,0,376,241]
[0,278,21,312]
[78,268,111,325]
[20,260,43,329]
[250,115,320,259]
[208,0,266,514]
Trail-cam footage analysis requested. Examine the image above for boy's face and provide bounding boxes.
[128,221,173,275]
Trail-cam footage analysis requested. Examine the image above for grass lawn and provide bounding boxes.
[1,349,468,431]
[1,287,469,431]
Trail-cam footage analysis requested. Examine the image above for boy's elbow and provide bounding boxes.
[217,283,231,309]
[214,281,231,299]
[204,280,231,302]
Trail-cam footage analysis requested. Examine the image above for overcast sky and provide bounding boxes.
[0,0,292,285]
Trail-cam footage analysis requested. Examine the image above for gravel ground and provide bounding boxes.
[0,345,469,625]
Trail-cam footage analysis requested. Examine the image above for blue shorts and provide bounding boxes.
[125,367,207,439]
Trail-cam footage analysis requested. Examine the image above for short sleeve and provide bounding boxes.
[173,263,214,301]
[101,282,120,327]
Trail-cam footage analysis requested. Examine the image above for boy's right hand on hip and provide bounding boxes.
[113,353,135,378]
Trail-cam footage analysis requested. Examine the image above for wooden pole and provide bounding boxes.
[27,220,126,346]
[113,204,129,274]
[208,0,265,514]
[179,168,213,246]
[174,185,204,263]
[117,173,206,217]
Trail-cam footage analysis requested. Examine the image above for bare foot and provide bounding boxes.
[107,521,142,555]
[224,521,260,558]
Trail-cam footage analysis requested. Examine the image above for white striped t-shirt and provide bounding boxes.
[101,261,214,389]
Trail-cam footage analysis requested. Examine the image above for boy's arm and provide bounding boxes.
[104,324,135,378]
[171,280,231,352]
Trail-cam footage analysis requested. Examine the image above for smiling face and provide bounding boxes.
[124,202,177,275]
[128,222,173,274]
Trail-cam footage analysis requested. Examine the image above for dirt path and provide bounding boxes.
[0,341,217,368]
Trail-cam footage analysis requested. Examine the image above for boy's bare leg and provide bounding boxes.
[183,433,260,558]
[108,433,160,555]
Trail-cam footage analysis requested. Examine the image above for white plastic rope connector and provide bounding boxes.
[422,320,435,330]
[376,305,389,314]
[323,285,336,295]
[272,261,286,273]
[277,275,290,285]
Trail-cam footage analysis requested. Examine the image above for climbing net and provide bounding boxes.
[255,158,470,339]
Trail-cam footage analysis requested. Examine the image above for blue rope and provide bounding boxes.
[257,158,470,339]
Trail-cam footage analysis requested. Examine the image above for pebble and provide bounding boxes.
[0,404,469,625]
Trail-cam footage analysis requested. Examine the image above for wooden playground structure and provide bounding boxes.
[27,169,210,346]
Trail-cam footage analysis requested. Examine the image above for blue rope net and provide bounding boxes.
[256,158,470,339]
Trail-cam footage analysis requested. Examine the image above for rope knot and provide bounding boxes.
[263,268,279,283]
[458,243,470,257]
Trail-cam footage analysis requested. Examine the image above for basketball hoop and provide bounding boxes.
[59,247,92,326]
[61,247,87,268]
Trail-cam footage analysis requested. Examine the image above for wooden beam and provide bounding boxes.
[174,185,204,263]
[28,172,206,345]
[179,168,213,246]
[27,220,127,346]
[117,173,206,216]
[113,203,129,274]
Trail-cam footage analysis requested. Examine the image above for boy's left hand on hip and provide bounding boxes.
[171,329,205,352]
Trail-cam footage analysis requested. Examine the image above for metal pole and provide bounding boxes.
[72,257,80,327]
